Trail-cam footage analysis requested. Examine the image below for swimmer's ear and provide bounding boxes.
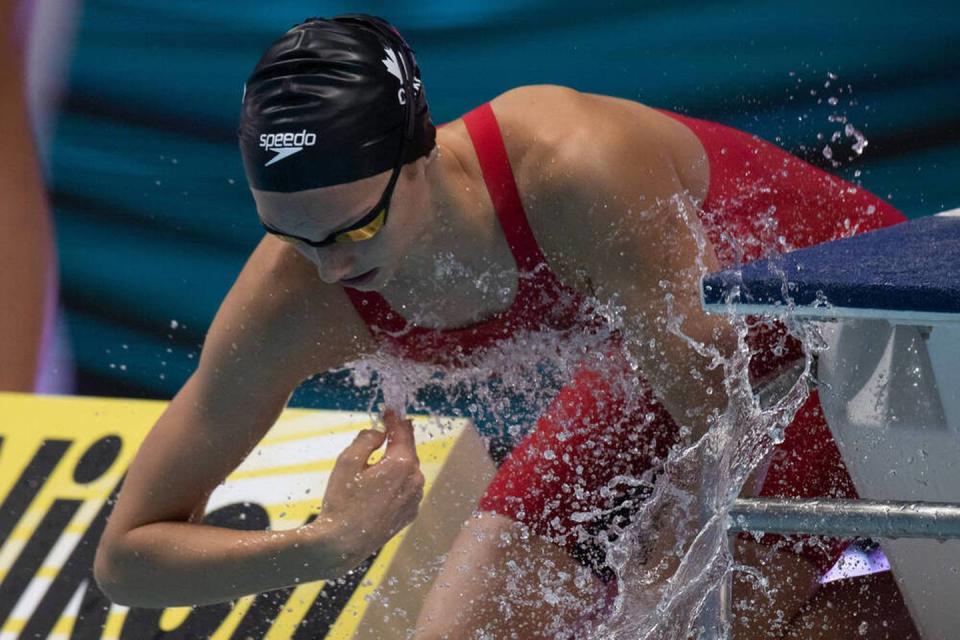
[409,146,438,175]
[402,155,429,180]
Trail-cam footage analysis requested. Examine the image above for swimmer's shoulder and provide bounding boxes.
[439,85,606,190]
[440,84,703,197]
[478,85,708,286]
[201,236,373,386]
[489,85,705,188]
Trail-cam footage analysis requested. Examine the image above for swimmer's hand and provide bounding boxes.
[310,409,425,572]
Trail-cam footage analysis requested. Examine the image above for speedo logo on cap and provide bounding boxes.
[259,130,318,167]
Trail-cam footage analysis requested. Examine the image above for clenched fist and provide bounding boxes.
[309,409,426,571]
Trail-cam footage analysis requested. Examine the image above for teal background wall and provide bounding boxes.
[50,1,960,400]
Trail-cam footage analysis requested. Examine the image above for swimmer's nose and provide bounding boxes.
[312,248,356,284]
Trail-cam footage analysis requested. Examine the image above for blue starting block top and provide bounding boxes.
[701,213,960,325]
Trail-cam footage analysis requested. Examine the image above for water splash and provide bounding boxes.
[592,203,819,639]
[331,192,829,639]
[819,72,869,170]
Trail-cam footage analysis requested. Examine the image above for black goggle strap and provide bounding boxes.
[259,221,315,246]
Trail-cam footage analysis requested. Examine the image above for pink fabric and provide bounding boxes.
[11,0,35,55]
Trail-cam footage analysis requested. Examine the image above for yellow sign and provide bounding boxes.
[0,393,466,639]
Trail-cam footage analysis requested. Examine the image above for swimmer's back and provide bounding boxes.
[657,110,906,263]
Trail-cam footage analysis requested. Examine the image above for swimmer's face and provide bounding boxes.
[251,157,431,291]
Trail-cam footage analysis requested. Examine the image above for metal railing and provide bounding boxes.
[697,497,960,638]
[728,497,960,539]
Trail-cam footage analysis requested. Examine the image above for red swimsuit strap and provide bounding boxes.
[345,102,564,333]
[461,102,547,274]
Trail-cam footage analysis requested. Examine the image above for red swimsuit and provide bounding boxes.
[345,102,905,577]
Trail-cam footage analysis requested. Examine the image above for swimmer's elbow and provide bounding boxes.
[94,532,160,608]
[93,533,134,606]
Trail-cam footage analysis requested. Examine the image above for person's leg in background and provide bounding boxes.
[0,0,55,391]
[414,511,610,640]
[0,0,79,393]
[352,426,497,639]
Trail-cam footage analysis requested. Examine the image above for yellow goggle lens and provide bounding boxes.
[335,209,387,243]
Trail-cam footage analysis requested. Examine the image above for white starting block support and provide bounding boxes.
[702,210,960,639]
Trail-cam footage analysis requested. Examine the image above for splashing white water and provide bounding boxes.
[592,197,820,640]
[332,192,829,639]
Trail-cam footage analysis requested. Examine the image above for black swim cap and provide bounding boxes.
[239,15,436,192]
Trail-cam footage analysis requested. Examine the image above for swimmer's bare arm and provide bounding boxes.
[496,86,731,436]
[555,121,735,441]
[94,238,425,608]
[562,119,822,635]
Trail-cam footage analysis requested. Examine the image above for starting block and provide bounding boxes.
[702,209,960,638]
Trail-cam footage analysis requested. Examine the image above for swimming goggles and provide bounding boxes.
[259,167,396,248]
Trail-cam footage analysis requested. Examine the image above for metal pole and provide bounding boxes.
[729,497,960,539]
